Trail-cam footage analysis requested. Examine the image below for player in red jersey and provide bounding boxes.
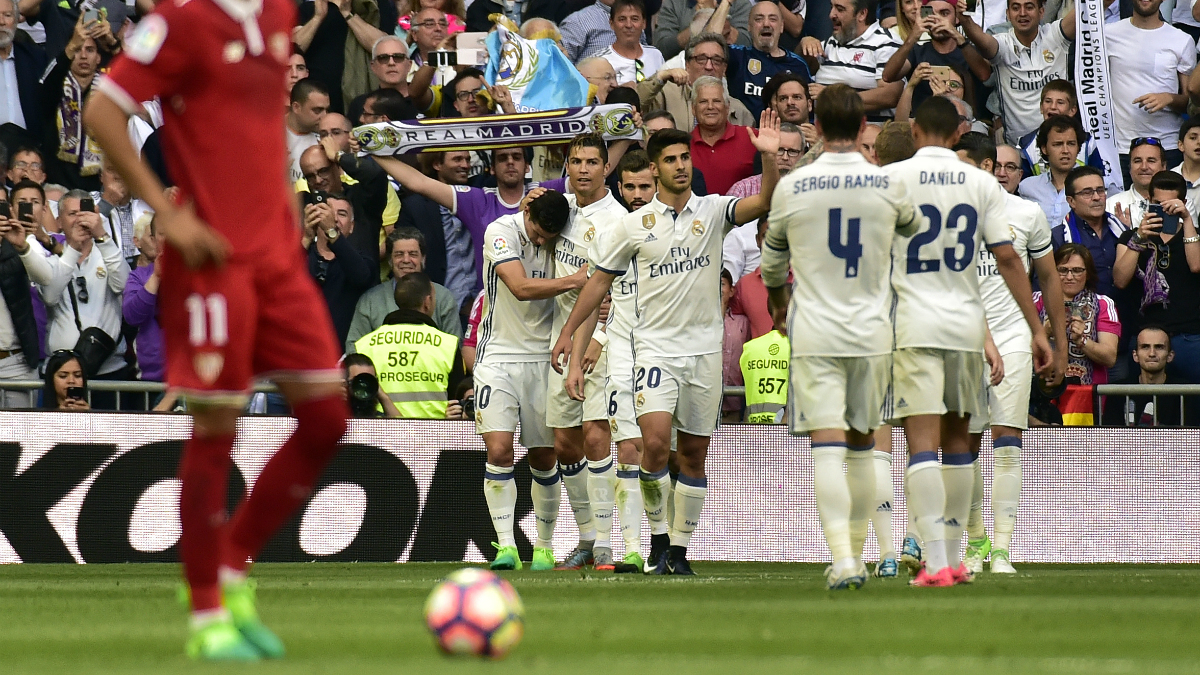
[83,0,350,662]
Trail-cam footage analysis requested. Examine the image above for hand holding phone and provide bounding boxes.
[0,202,10,219]
[1147,203,1180,236]
[79,197,95,213]
[17,201,33,222]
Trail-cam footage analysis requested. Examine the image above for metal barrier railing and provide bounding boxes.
[0,380,280,412]
[1092,384,1200,427]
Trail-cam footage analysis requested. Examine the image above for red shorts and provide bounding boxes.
[158,244,343,403]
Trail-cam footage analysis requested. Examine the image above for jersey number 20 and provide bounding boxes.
[906,204,978,274]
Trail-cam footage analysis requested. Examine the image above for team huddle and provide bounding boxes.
[478,85,1067,587]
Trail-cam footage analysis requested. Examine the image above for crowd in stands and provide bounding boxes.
[0,0,1197,425]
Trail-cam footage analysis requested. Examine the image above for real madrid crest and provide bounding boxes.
[747,58,761,75]
[609,418,618,433]
[584,226,595,242]
[636,392,645,408]
[642,214,656,229]
[691,220,705,236]
[95,267,106,279]
[1043,49,1053,63]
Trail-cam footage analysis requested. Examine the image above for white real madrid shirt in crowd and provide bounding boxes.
[476,213,556,364]
[884,146,1012,353]
[979,193,1053,355]
[555,190,627,336]
[594,193,740,358]
[1171,162,1200,219]
[599,44,666,86]
[991,20,1071,144]
[762,151,921,356]
[722,222,760,281]
[1105,19,1196,151]
[1106,187,1150,232]
[287,126,319,183]
[18,235,131,375]
[813,23,900,121]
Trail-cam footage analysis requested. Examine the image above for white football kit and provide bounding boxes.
[763,151,922,433]
[970,193,1053,433]
[546,190,627,429]
[593,193,740,436]
[884,147,1014,419]
[474,213,556,449]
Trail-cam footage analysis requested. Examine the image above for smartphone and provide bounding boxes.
[79,197,95,212]
[82,7,100,23]
[303,190,328,207]
[0,202,10,219]
[1148,204,1181,235]
[965,0,977,12]
[431,50,457,68]
[66,386,86,401]
[921,5,934,17]
[456,32,488,67]
[930,65,956,82]
[17,202,33,222]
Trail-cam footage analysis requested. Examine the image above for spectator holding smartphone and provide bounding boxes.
[41,349,89,410]
[1114,171,1200,383]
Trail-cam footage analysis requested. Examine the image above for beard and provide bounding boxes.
[0,27,15,50]
[834,22,857,44]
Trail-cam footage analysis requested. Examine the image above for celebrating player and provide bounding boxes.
[545,134,630,571]
[552,112,782,575]
[84,0,350,661]
[953,132,1066,575]
[883,97,1053,587]
[475,191,585,572]
[762,84,923,589]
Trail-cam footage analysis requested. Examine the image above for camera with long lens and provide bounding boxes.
[347,372,380,417]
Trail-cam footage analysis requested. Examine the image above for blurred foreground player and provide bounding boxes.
[763,85,922,589]
[84,0,350,661]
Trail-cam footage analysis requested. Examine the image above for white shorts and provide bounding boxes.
[789,354,890,435]
[634,352,722,437]
[969,350,1033,434]
[546,349,609,428]
[605,332,640,443]
[473,360,554,450]
[888,348,986,421]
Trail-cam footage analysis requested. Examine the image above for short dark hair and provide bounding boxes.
[394,272,434,311]
[603,85,641,113]
[527,190,571,235]
[610,0,647,20]
[618,149,651,179]
[1149,170,1188,201]
[643,110,676,128]
[1180,116,1200,141]
[1036,114,1083,152]
[10,179,45,202]
[448,67,486,96]
[1064,165,1103,196]
[814,84,864,143]
[1041,79,1077,109]
[912,96,961,140]
[568,132,609,166]
[387,226,427,259]
[491,145,528,166]
[343,353,375,373]
[1054,243,1098,292]
[645,128,691,163]
[953,131,997,167]
[290,77,328,106]
[851,0,878,23]
[368,88,417,121]
[1136,324,1173,345]
[683,31,728,62]
[761,72,808,112]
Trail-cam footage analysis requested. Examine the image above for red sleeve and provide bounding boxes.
[463,291,485,348]
[1097,295,1121,336]
[96,6,195,113]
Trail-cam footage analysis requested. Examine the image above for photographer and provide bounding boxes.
[352,272,465,419]
[298,138,389,267]
[0,189,40,407]
[305,195,377,347]
[41,350,89,410]
[343,353,402,418]
[446,377,474,421]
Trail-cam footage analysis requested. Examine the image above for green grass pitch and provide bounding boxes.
[1,562,1197,674]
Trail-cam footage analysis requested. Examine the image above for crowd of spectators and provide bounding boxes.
[0,0,1197,425]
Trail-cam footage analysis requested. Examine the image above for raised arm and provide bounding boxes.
[958,13,998,60]
[375,156,456,210]
[732,110,781,225]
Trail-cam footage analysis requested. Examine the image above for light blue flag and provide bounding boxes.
[485,24,590,112]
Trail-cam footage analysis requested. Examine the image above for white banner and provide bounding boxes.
[1075,0,1125,196]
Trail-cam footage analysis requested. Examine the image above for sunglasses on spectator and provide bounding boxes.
[74,277,89,304]
[688,55,727,67]
[1130,137,1162,152]
[1068,186,1107,199]
[374,52,410,64]
[634,59,645,82]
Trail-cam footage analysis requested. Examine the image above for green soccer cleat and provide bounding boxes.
[490,543,523,571]
[614,552,644,574]
[530,546,556,571]
[964,536,992,575]
[223,578,285,659]
[186,616,262,662]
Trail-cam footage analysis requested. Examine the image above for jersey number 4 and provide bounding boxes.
[827,208,863,278]
[186,293,229,347]
[906,204,978,274]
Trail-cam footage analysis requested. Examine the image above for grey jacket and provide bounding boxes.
[345,280,462,353]
[652,0,753,60]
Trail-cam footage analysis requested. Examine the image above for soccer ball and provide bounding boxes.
[424,568,525,658]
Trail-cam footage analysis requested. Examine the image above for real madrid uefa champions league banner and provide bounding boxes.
[1,413,1198,564]
[352,105,642,156]
[1075,0,1124,197]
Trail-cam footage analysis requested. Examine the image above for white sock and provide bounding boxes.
[559,460,594,542]
[669,474,707,548]
[872,451,896,557]
[906,453,946,571]
[967,453,986,540]
[640,467,671,535]
[484,463,518,548]
[846,444,875,559]
[529,466,560,549]
[587,457,616,549]
[941,456,975,567]
[812,444,853,562]
[666,476,677,528]
[993,437,1022,552]
[616,463,644,555]
[904,477,920,543]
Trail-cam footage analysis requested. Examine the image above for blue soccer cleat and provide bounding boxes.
[901,535,923,575]
[874,555,899,578]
